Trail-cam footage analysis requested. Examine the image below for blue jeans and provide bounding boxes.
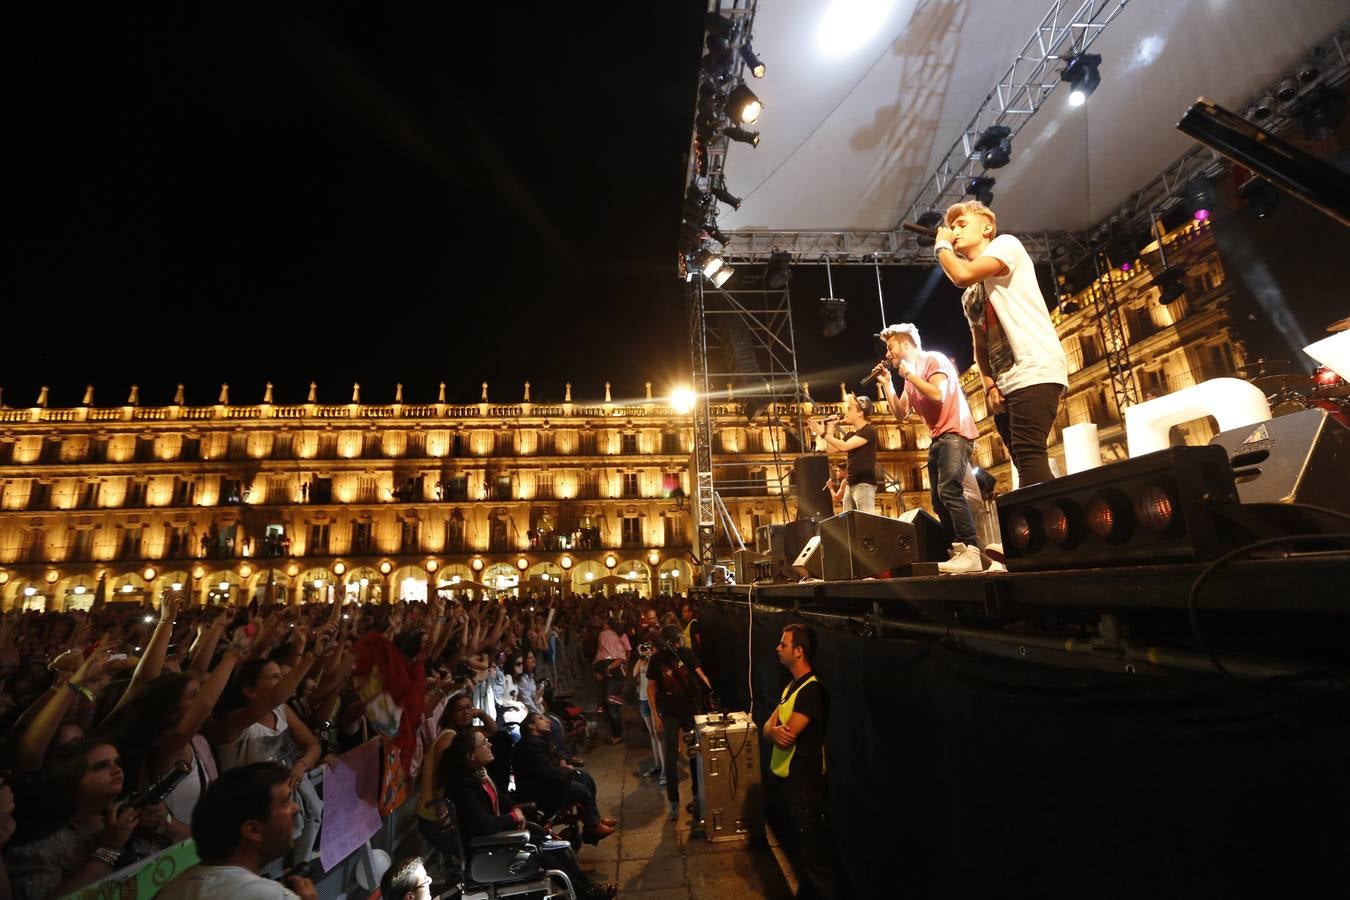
[842,482,876,514]
[928,433,978,544]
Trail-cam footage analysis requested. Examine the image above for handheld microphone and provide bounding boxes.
[860,361,889,386]
[901,221,938,237]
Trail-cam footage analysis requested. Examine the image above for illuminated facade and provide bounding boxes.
[0,223,1243,609]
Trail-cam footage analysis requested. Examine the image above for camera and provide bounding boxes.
[637,641,654,658]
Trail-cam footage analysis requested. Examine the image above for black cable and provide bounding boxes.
[1186,532,1350,680]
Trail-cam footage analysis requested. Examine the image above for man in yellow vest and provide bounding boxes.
[763,623,837,900]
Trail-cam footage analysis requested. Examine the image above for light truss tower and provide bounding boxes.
[687,269,805,567]
[1086,251,1139,415]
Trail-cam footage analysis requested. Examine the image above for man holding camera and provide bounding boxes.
[647,625,714,822]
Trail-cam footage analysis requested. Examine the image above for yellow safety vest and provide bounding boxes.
[769,674,824,778]
[682,619,696,649]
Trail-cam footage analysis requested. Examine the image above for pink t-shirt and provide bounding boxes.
[903,350,979,440]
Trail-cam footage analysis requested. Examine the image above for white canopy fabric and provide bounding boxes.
[720,0,1347,234]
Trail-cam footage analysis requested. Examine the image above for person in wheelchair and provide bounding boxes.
[442,729,617,900]
[513,713,616,845]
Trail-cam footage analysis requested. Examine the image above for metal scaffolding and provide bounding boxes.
[714,228,1071,265]
[1086,251,1139,415]
[687,269,805,567]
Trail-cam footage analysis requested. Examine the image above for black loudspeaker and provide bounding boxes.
[756,521,817,563]
[793,454,832,520]
[897,507,955,563]
[817,510,920,580]
[1209,408,1350,515]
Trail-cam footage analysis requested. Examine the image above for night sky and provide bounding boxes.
[5,4,1341,410]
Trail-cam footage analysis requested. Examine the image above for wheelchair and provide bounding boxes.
[450,805,580,900]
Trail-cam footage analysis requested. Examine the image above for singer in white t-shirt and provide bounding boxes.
[932,200,1068,486]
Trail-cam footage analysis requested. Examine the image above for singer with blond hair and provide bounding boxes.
[808,394,877,514]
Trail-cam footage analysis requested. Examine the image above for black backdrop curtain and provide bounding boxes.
[700,600,1349,900]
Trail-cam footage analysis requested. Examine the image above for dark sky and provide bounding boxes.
[6,5,1339,411]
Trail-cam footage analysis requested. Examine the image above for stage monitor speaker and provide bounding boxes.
[817,510,919,580]
[1209,408,1350,515]
[755,521,817,563]
[793,454,832,520]
[790,534,822,579]
[897,507,954,563]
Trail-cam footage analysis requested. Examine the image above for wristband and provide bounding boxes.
[933,240,953,256]
[93,847,121,867]
[68,681,95,703]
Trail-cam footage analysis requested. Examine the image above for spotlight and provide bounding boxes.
[740,44,766,78]
[695,249,725,279]
[1298,85,1345,141]
[726,84,763,124]
[711,184,742,210]
[710,264,735,288]
[820,297,848,338]
[974,125,1012,168]
[914,210,942,247]
[965,176,995,205]
[1275,77,1299,104]
[705,223,731,246]
[703,50,735,81]
[766,250,792,289]
[1184,176,1217,221]
[1297,63,1319,84]
[1153,266,1187,305]
[1061,53,1102,106]
[1251,93,1275,121]
[1238,176,1280,219]
[724,126,760,146]
[704,12,734,39]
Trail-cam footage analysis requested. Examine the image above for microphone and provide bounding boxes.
[860,361,889,386]
[901,221,938,237]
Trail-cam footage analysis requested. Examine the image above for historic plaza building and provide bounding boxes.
[0,218,1244,610]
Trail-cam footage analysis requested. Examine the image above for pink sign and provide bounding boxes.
[320,739,384,872]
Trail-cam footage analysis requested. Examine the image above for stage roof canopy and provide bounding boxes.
[718,0,1347,235]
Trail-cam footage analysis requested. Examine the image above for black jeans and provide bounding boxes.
[602,670,625,740]
[768,776,838,900]
[993,383,1064,487]
[661,713,699,806]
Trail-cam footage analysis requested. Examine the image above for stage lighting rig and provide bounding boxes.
[820,298,847,338]
[965,176,995,205]
[1297,85,1345,141]
[704,11,734,39]
[1061,52,1102,107]
[706,222,731,246]
[740,43,765,78]
[974,125,1012,168]
[724,126,760,146]
[710,263,735,288]
[1250,93,1275,121]
[914,210,942,247]
[1153,266,1187,305]
[695,249,725,280]
[766,251,792,289]
[711,181,742,210]
[726,83,763,125]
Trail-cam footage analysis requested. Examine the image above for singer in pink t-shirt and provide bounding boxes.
[877,323,986,574]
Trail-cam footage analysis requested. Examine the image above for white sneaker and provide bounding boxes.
[938,542,984,574]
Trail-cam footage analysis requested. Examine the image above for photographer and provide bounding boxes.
[157,762,316,900]
[632,638,664,782]
[646,625,714,822]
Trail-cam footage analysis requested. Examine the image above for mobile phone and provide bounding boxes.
[107,653,129,661]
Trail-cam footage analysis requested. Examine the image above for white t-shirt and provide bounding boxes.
[216,705,297,771]
[961,233,1068,393]
[157,864,300,900]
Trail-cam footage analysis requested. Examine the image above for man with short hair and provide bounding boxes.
[157,762,316,900]
[763,624,837,900]
[513,713,616,843]
[809,394,878,513]
[877,322,987,573]
[379,856,433,900]
[934,200,1068,487]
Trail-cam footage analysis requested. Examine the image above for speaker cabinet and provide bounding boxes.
[793,454,832,521]
[755,521,817,564]
[1210,408,1350,515]
[817,510,919,580]
[897,507,954,563]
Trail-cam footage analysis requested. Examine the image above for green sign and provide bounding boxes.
[62,840,200,900]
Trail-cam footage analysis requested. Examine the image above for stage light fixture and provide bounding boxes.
[1184,176,1217,221]
[704,12,734,38]
[965,176,995,205]
[1297,85,1345,141]
[706,223,731,246]
[997,445,1247,571]
[974,125,1012,168]
[766,250,792,289]
[1061,53,1102,106]
[1275,77,1299,103]
[820,297,848,338]
[724,126,760,146]
[703,49,735,81]
[1297,63,1319,84]
[695,249,725,279]
[911,210,943,247]
[1238,176,1280,219]
[710,263,735,288]
[740,44,766,78]
[711,184,742,210]
[1251,93,1275,121]
[1153,266,1187,305]
[726,84,763,124]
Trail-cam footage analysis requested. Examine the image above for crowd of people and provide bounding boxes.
[0,589,716,900]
